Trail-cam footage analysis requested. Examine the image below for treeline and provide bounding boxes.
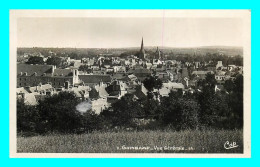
[25,56,73,68]
[17,74,243,136]
[167,53,243,66]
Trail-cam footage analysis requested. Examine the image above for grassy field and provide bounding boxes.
[17,130,243,153]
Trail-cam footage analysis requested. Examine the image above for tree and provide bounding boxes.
[143,76,163,92]
[17,99,41,134]
[197,73,217,94]
[79,65,90,72]
[46,57,62,67]
[26,56,44,65]
[108,94,142,127]
[160,96,200,130]
[143,96,160,117]
[37,92,82,133]
[199,94,231,128]
[228,74,243,129]
[81,110,104,133]
[224,79,234,93]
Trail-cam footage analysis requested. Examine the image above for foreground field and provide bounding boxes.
[17,130,243,153]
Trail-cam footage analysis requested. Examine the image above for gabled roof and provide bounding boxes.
[24,92,39,105]
[127,68,151,74]
[28,84,53,93]
[79,75,112,84]
[112,73,127,81]
[17,64,53,76]
[53,69,73,77]
[95,85,109,98]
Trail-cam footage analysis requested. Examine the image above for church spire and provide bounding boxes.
[139,37,146,60]
[140,37,145,54]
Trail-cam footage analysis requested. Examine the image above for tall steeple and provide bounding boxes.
[140,37,145,54]
[139,37,146,60]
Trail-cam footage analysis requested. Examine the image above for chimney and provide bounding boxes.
[34,72,37,76]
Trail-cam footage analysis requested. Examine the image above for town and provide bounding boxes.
[16,37,243,115]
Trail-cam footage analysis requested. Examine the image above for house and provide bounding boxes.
[78,75,112,87]
[106,80,128,99]
[163,82,185,90]
[156,72,170,82]
[94,82,109,98]
[133,84,148,100]
[68,85,91,100]
[17,92,39,106]
[91,98,110,114]
[191,71,214,80]
[156,82,185,97]
[17,64,79,88]
[128,74,138,82]
[27,83,54,95]
[152,59,163,65]
[17,84,55,105]
[113,66,126,73]
[228,65,237,71]
[215,75,226,81]
[216,61,223,70]
[16,87,29,95]
[112,73,128,81]
[145,62,152,69]
[127,68,152,82]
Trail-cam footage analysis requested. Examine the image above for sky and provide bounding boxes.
[17,17,243,48]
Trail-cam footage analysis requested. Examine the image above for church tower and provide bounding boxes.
[139,37,146,60]
[155,46,161,59]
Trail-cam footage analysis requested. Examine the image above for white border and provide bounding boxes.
[9,10,251,158]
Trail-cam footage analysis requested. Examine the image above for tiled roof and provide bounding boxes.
[53,69,73,76]
[17,64,53,76]
[112,74,127,81]
[94,85,109,97]
[128,68,151,74]
[79,75,112,84]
